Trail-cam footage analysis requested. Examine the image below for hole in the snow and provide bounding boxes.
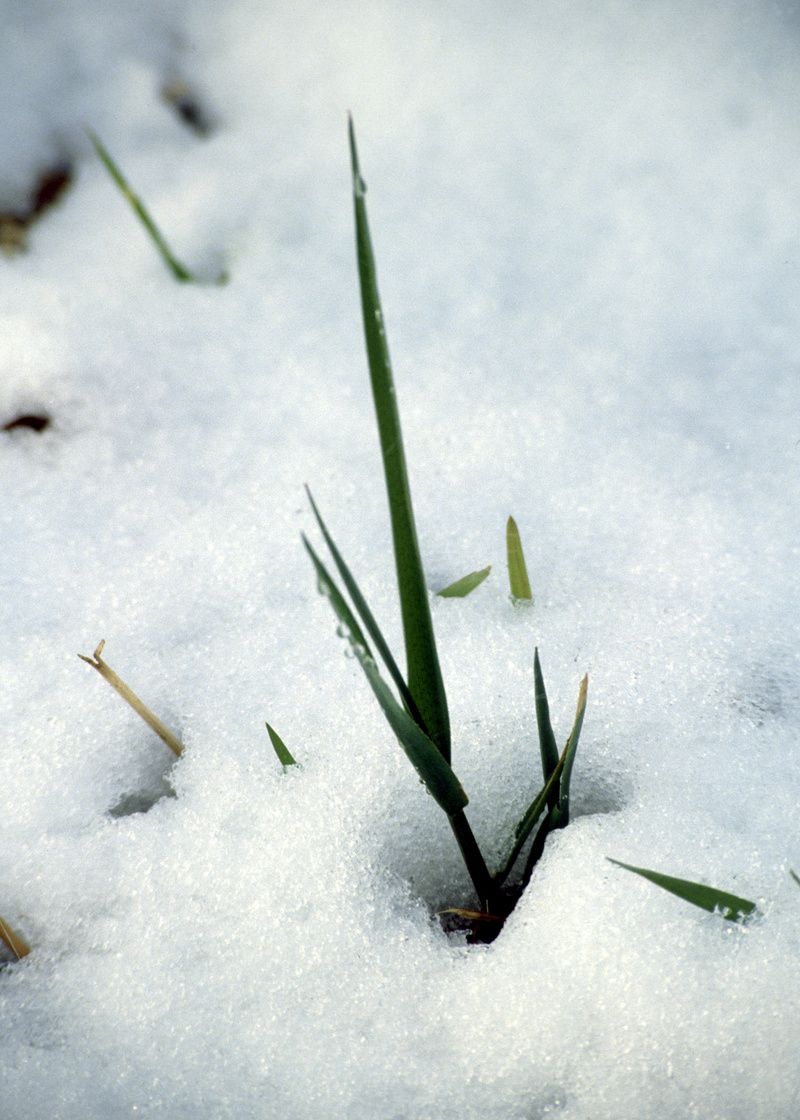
[108,776,177,819]
[162,79,215,136]
[2,413,51,433]
[1,163,73,255]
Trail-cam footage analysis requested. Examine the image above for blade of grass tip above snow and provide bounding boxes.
[348,116,451,762]
[607,859,757,922]
[79,640,184,757]
[437,566,492,598]
[0,913,31,961]
[266,723,297,770]
[87,130,196,283]
[507,516,532,602]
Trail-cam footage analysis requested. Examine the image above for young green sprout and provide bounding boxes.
[303,119,589,936]
[506,516,532,601]
[88,130,199,283]
[437,566,491,598]
[266,723,298,770]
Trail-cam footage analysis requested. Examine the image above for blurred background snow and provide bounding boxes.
[1,1,800,1117]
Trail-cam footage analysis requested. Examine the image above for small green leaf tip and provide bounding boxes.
[607,858,757,922]
[506,516,532,602]
[266,723,297,769]
[437,566,491,598]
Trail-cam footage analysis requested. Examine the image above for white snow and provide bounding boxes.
[2,0,800,1116]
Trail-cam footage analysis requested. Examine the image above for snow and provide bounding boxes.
[1,0,800,1116]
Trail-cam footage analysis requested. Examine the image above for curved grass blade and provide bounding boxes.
[352,645,468,816]
[607,859,757,922]
[78,641,184,757]
[533,649,560,797]
[88,130,195,283]
[0,913,31,961]
[437,566,491,598]
[266,723,297,769]
[551,673,588,829]
[349,117,450,762]
[305,490,427,732]
[507,516,532,602]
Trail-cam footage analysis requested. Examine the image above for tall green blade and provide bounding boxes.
[348,117,451,762]
[507,516,532,601]
[533,649,560,808]
[607,859,757,922]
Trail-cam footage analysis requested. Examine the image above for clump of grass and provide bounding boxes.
[88,130,219,284]
[303,119,588,937]
[607,858,757,922]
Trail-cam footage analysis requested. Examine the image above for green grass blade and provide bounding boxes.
[494,746,567,886]
[437,566,491,598]
[348,117,451,762]
[266,723,297,769]
[551,673,588,829]
[533,649,560,800]
[88,130,195,283]
[352,645,468,816]
[302,535,372,656]
[305,489,427,731]
[507,516,532,601]
[790,868,800,889]
[607,859,757,922]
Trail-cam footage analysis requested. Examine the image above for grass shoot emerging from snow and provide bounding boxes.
[506,515,533,602]
[88,130,198,283]
[302,120,589,937]
[437,565,492,598]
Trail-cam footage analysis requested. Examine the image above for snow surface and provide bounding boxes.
[2,0,800,1116]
